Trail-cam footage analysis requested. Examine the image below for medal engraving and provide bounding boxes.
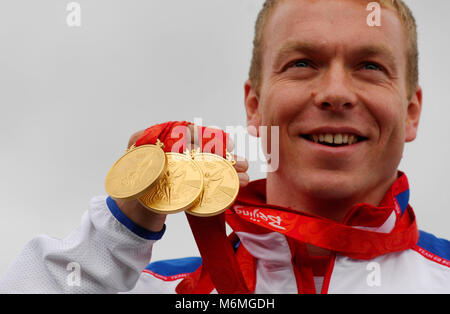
[139,152,204,214]
[187,152,239,217]
[105,144,166,200]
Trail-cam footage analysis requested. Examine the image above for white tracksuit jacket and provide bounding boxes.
[0,195,449,294]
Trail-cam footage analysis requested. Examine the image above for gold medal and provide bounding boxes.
[105,141,166,200]
[139,152,204,215]
[187,150,240,217]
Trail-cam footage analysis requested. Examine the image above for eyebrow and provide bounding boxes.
[273,40,398,74]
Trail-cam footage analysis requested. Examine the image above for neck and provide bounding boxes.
[265,172,398,223]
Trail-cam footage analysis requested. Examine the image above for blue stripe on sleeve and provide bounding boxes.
[145,257,202,276]
[106,196,166,240]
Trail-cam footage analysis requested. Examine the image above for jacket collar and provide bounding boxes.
[235,171,410,234]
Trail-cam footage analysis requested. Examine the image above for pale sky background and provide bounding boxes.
[0,0,449,276]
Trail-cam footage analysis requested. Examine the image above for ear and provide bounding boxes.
[405,85,423,143]
[244,79,262,137]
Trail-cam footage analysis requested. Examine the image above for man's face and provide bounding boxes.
[245,0,422,202]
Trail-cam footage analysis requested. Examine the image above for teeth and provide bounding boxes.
[342,134,349,144]
[312,134,319,143]
[324,134,334,144]
[307,133,361,145]
[348,135,356,145]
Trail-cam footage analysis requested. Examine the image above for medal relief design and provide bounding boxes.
[147,160,187,204]
[105,145,166,200]
[120,152,154,187]
[139,153,203,214]
[188,153,240,217]
[198,162,225,206]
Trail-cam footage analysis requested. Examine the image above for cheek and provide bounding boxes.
[361,88,406,142]
[376,105,406,144]
[258,84,305,165]
[260,81,309,126]
[366,99,406,171]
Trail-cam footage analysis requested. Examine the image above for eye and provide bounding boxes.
[362,62,384,71]
[283,59,314,72]
[292,59,311,68]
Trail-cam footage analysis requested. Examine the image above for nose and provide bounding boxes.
[313,63,357,112]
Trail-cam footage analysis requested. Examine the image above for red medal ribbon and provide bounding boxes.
[135,121,192,152]
[196,125,229,158]
[179,174,418,294]
[184,125,253,293]
[227,201,418,260]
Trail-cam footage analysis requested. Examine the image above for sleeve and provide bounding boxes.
[0,196,166,294]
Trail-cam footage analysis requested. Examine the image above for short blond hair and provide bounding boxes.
[249,0,419,99]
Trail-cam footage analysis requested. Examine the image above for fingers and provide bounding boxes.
[233,155,249,173]
[127,130,145,149]
[226,136,235,152]
[234,154,249,187]
[238,172,250,188]
[188,124,196,144]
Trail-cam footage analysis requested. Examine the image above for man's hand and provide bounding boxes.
[116,125,249,233]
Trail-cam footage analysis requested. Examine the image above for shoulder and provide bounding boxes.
[412,230,450,268]
[143,257,202,281]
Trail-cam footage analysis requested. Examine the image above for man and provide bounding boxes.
[0,0,449,294]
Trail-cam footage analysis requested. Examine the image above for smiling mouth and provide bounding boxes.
[300,133,368,147]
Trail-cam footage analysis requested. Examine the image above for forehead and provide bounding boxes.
[263,0,407,67]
